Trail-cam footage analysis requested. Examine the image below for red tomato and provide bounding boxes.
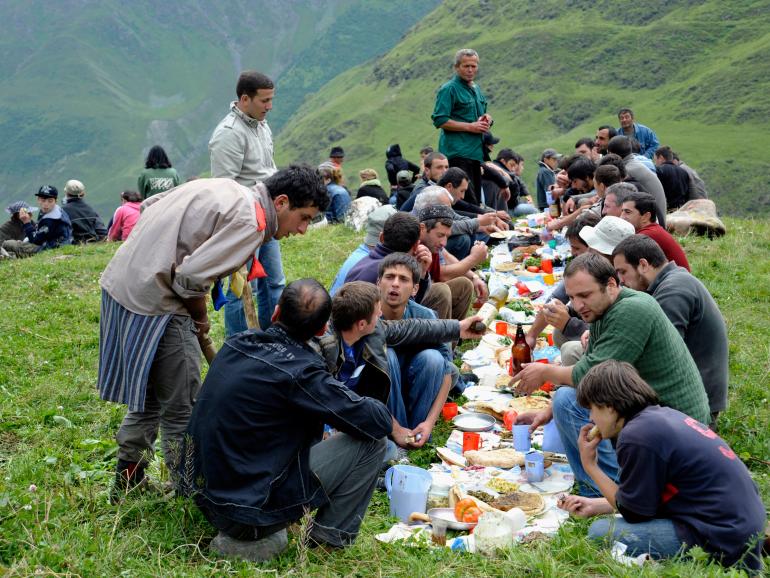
[462,507,482,524]
[527,266,540,273]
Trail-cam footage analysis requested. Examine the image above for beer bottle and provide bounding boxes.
[510,323,532,376]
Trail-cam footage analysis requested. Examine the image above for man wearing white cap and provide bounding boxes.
[62,179,108,244]
[578,215,636,257]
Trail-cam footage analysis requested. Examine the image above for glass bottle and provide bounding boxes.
[510,323,532,375]
[474,286,509,330]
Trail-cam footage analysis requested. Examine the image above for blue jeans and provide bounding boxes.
[552,386,619,496]
[588,517,685,559]
[224,239,286,336]
[386,348,446,430]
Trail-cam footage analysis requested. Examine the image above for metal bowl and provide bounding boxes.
[452,412,496,432]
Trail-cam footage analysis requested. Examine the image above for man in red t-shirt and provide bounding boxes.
[618,190,690,270]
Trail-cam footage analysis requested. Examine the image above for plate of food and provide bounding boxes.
[482,333,512,349]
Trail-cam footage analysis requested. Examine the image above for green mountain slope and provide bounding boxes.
[0,0,438,213]
[276,0,770,216]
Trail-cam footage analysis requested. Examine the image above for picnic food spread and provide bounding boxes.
[378,216,578,555]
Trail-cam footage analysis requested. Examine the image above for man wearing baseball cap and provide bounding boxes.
[1,185,73,257]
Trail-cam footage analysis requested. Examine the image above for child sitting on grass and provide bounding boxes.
[559,360,765,573]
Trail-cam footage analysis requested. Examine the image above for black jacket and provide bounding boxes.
[356,184,389,205]
[655,162,691,210]
[385,144,420,187]
[183,325,392,527]
[314,318,460,404]
[394,184,414,209]
[62,197,107,243]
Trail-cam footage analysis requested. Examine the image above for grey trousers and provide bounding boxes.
[2,240,41,258]
[116,315,202,469]
[308,433,387,547]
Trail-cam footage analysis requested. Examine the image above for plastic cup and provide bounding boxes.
[546,333,554,346]
[525,451,545,483]
[442,402,458,421]
[503,410,518,431]
[462,432,481,453]
[513,424,531,452]
[541,259,553,274]
[495,321,508,336]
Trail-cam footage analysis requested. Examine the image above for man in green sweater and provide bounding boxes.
[512,253,709,495]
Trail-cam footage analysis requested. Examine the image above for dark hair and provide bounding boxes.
[145,145,172,169]
[576,360,659,420]
[236,70,274,98]
[607,136,632,158]
[655,145,674,162]
[275,278,331,341]
[121,190,142,203]
[612,234,667,268]
[594,165,622,187]
[617,107,634,119]
[621,190,658,223]
[597,125,617,139]
[331,281,380,331]
[423,151,447,169]
[377,253,421,284]
[672,151,681,162]
[423,216,453,232]
[496,148,523,163]
[564,252,620,286]
[420,146,434,156]
[263,165,330,211]
[437,167,468,189]
[575,137,595,150]
[629,137,642,154]
[567,158,596,182]
[382,212,420,252]
[565,211,601,241]
[597,153,626,179]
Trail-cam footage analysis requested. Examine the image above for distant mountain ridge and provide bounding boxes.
[275,0,770,216]
[0,0,438,213]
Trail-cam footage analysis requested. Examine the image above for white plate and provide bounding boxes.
[452,412,496,432]
[482,333,512,349]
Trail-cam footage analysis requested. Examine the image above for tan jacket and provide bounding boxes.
[100,179,276,316]
[209,102,277,186]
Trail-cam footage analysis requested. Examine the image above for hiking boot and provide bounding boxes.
[111,460,146,502]
[210,529,288,563]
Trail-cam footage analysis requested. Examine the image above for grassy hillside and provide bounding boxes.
[0,219,767,575]
[0,0,438,214]
[276,0,770,216]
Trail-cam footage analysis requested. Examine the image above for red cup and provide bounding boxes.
[462,432,481,453]
[503,410,518,431]
[541,381,554,393]
[495,321,508,336]
[547,333,554,346]
[442,402,458,421]
[541,259,553,274]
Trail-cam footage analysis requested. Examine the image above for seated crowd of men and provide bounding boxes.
[18,53,760,571]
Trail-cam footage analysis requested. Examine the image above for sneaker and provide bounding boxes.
[210,529,288,563]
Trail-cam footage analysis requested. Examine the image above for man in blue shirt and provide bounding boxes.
[617,108,659,159]
[377,253,457,444]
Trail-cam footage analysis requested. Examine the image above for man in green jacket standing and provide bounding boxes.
[432,48,492,207]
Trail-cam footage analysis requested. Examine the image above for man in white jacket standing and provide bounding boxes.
[209,70,285,335]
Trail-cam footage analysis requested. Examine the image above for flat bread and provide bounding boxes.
[490,491,545,516]
[464,449,525,468]
[494,261,518,272]
[465,396,551,421]
[507,396,551,413]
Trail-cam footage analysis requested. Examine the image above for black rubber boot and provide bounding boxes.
[111,459,146,503]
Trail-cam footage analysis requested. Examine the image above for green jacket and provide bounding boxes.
[432,75,487,162]
[572,288,709,424]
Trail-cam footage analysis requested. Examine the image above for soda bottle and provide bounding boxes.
[510,323,532,376]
